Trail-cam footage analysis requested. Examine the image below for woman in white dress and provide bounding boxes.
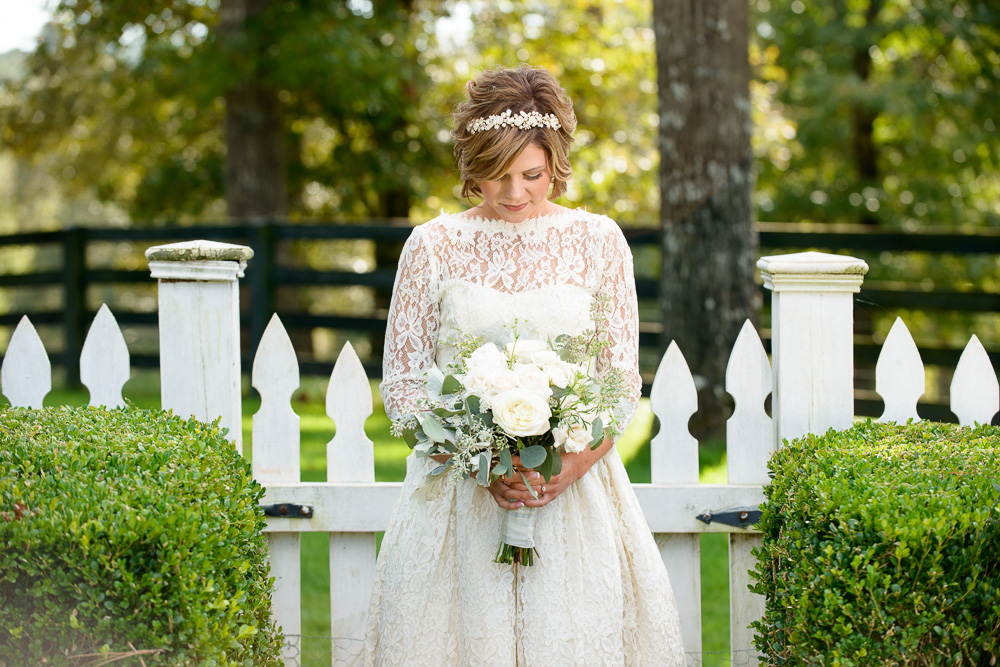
[363,65,685,666]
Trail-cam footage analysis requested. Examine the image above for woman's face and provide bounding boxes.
[477,142,553,224]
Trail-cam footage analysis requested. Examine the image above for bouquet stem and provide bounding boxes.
[494,505,537,566]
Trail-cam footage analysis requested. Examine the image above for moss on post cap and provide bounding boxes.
[144,239,254,263]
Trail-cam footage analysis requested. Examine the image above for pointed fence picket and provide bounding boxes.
[252,314,303,665]
[649,342,702,666]
[80,305,130,409]
[951,334,1000,426]
[4,249,1000,667]
[725,321,773,667]
[876,317,925,424]
[2,316,51,408]
[324,341,375,663]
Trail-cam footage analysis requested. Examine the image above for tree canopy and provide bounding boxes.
[0,0,997,229]
[1,0,447,224]
[751,0,1000,228]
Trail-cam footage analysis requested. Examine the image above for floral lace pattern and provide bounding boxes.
[365,209,685,666]
[379,209,642,427]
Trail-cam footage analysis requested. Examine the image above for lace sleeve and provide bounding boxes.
[380,226,440,421]
[595,220,642,434]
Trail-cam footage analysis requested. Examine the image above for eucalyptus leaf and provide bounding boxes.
[519,445,547,469]
[536,449,554,482]
[589,417,605,448]
[476,453,490,486]
[441,374,464,396]
[421,416,449,443]
[499,448,513,473]
[425,368,444,397]
[467,395,481,415]
[519,470,536,498]
[401,429,418,449]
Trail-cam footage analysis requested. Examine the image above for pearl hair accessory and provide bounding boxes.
[466,109,562,135]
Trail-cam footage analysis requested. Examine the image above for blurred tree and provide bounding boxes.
[220,0,286,222]
[751,0,1000,228]
[0,0,447,224]
[654,0,758,439]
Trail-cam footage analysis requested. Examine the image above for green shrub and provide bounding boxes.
[751,420,1000,666]
[0,405,284,666]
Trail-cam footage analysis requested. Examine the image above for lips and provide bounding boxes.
[503,203,528,212]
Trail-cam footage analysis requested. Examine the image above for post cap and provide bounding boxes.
[757,251,869,293]
[145,240,254,263]
[147,240,253,281]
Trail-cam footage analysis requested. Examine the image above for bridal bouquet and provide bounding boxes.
[392,299,629,565]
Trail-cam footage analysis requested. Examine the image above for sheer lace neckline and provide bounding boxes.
[437,206,589,233]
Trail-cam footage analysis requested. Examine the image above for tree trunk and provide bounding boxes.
[653,0,758,441]
[220,0,287,223]
[851,0,883,226]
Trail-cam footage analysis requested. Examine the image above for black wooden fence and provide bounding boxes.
[1,221,998,420]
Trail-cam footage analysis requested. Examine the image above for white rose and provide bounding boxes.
[467,343,509,373]
[492,389,552,438]
[512,365,552,399]
[462,365,518,401]
[526,349,561,365]
[552,423,592,453]
[540,360,577,388]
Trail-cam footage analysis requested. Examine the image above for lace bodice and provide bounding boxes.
[380,208,642,426]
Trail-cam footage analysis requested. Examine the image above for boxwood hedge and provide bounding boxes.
[751,420,1000,666]
[0,405,284,666]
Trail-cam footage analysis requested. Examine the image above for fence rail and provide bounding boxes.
[1,221,998,419]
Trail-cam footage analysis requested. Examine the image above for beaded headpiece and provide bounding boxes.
[466,109,562,135]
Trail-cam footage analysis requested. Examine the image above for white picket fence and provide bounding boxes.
[2,241,999,667]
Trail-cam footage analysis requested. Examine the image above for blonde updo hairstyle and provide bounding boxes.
[453,65,576,200]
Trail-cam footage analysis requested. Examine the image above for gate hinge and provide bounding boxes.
[696,506,761,528]
[261,503,313,519]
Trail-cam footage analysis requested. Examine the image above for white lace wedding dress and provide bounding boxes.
[363,208,685,666]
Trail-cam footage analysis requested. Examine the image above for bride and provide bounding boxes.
[363,65,685,666]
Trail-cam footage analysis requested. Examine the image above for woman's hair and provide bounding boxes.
[452,65,577,199]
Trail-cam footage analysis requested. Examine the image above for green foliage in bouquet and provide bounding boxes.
[751,420,1000,666]
[0,405,284,666]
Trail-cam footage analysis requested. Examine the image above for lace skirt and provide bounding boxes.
[362,447,686,666]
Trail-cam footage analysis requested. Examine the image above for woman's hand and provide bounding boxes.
[487,439,614,509]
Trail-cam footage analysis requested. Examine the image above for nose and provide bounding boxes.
[504,177,525,200]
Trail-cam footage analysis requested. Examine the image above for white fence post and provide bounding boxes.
[757,252,869,445]
[146,240,252,450]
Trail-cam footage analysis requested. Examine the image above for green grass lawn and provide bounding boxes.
[13,380,734,665]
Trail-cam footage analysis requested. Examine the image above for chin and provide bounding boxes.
[493,202,541,223]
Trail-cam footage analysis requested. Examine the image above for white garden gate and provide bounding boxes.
[2,241,998,667]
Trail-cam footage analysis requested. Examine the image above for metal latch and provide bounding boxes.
[696,506,761,528]
[262,503,314,518]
